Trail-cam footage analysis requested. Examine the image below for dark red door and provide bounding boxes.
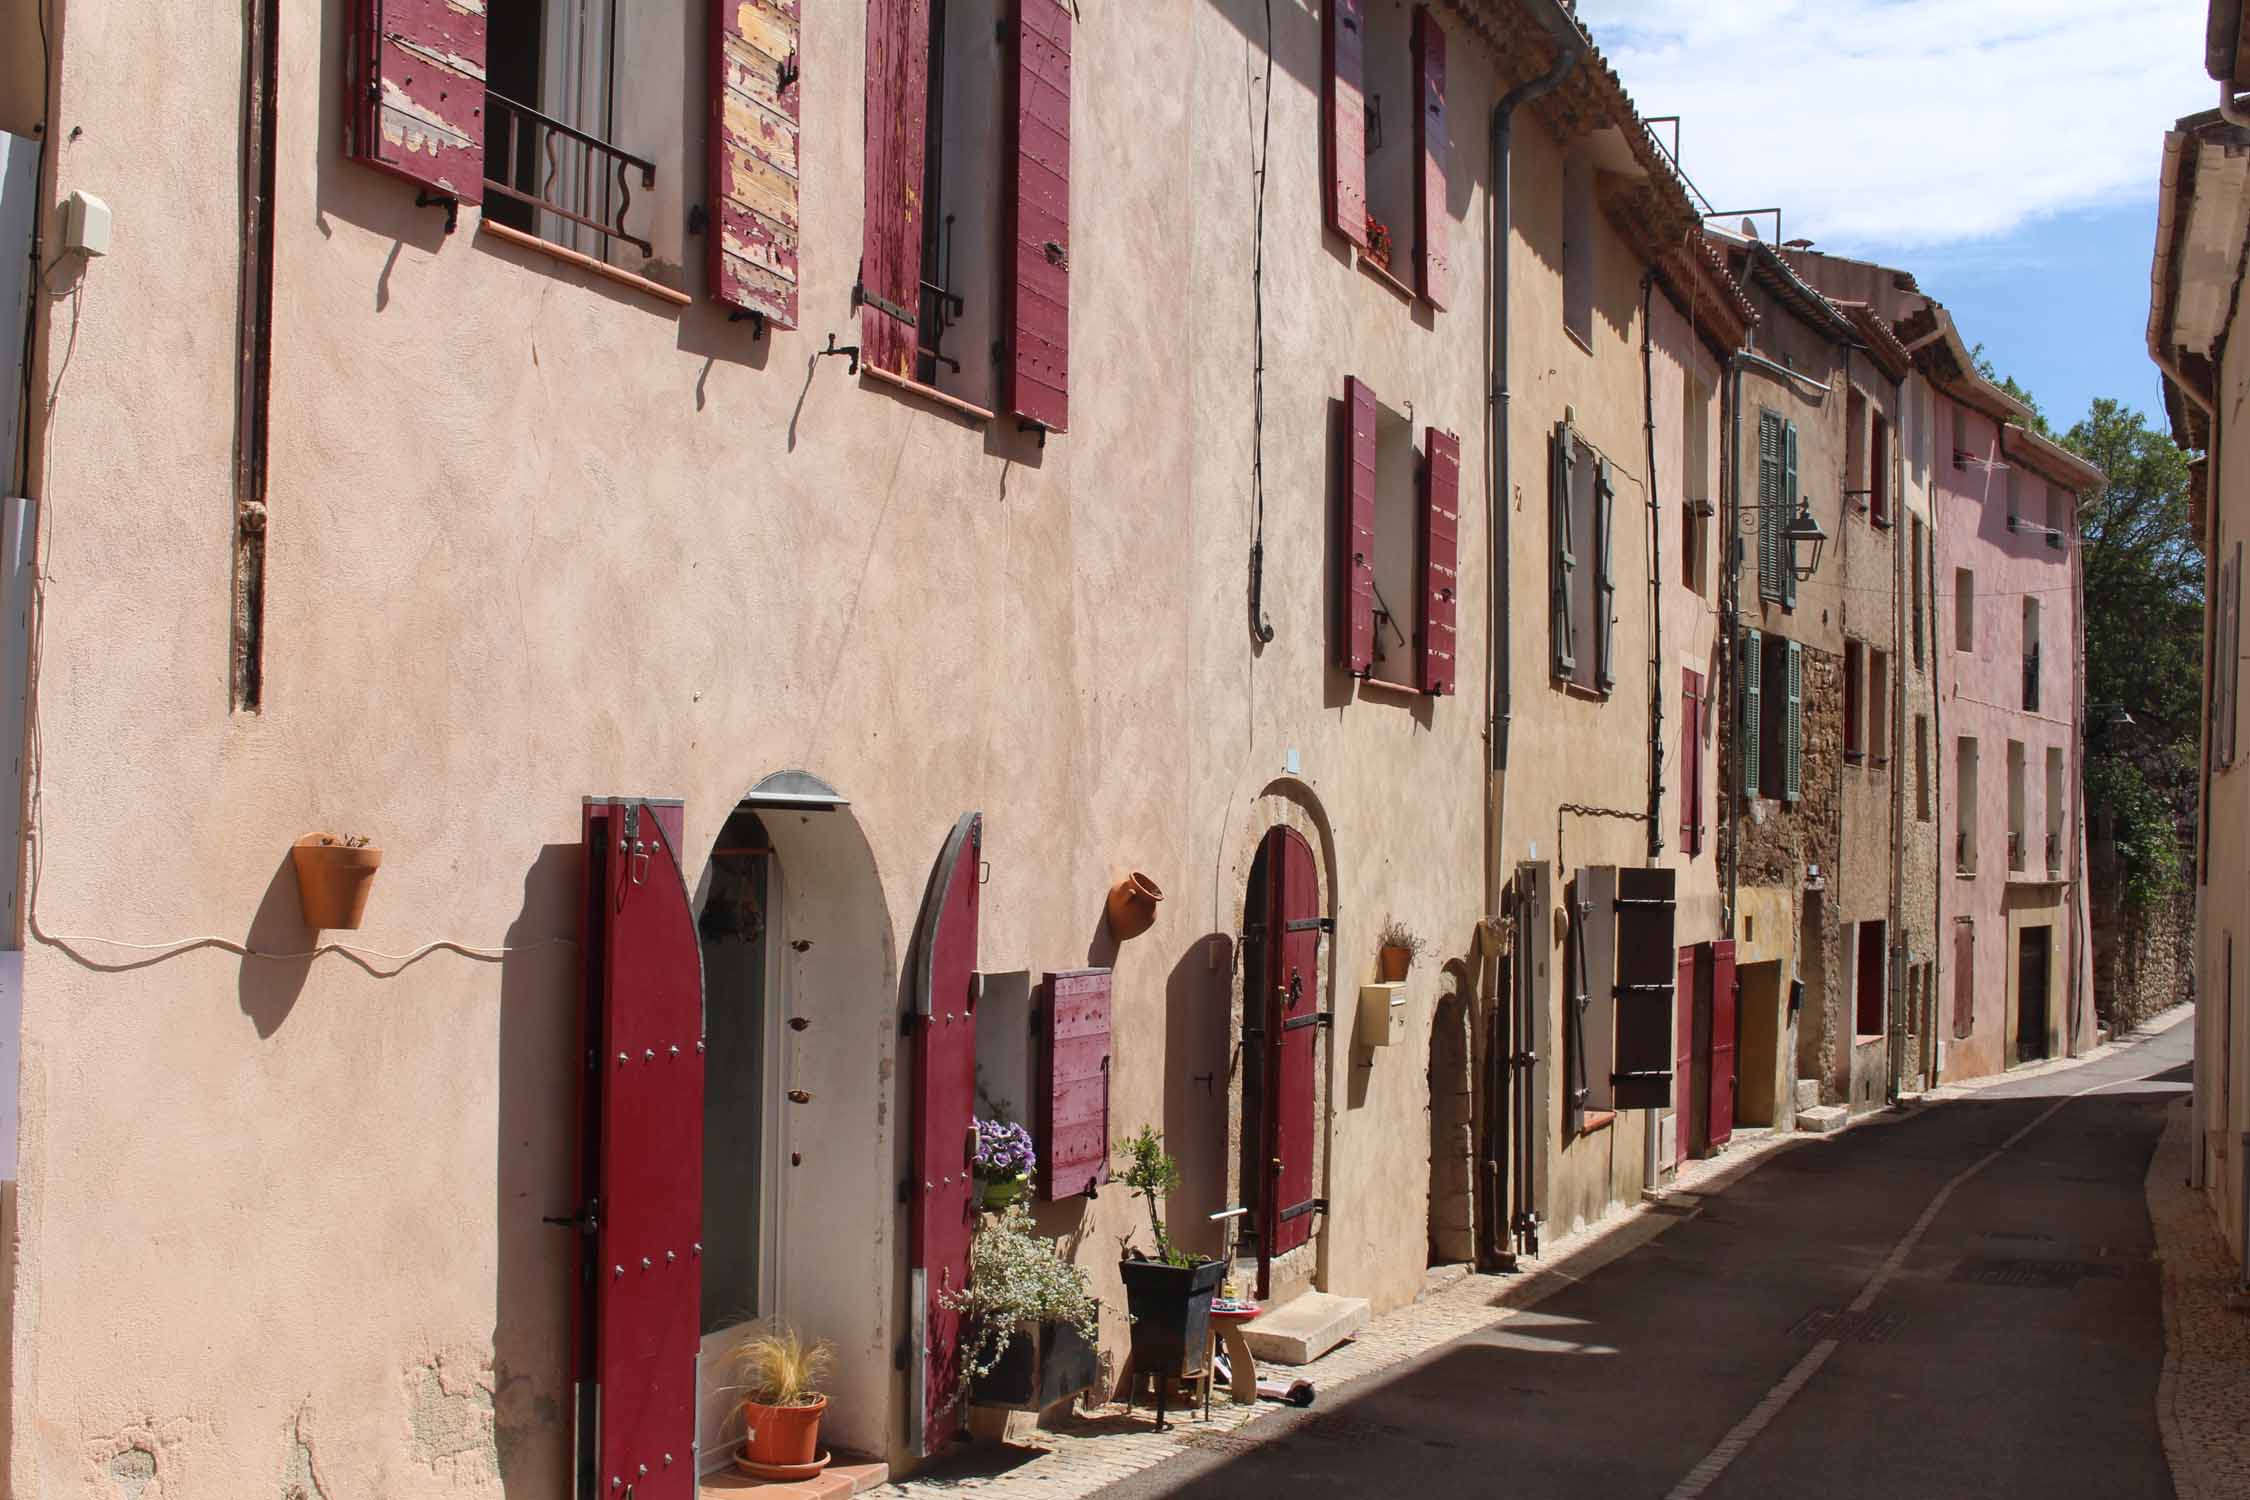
[1673,946,1695,1169]
[910,813,981,1456]
[575,798,704,1500]
[1709,939,1738,1148]
[1259,828,1322,1288]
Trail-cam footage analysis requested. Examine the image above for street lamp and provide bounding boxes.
[1782,498,1827,582]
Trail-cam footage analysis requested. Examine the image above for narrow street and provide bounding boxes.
[1092,1026,2190,1500]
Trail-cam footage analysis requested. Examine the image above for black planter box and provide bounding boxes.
[973,1319,1099,1412]
[1118,1257,1225,1378]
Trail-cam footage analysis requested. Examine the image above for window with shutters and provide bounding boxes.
[1338,378,1459,695]
[2022,597,2042,713]
[1680,670,1705,856]
[1869,649,1889,768]
[1563,147,1595,350]
[1846,386,1868,514]
[1843,639,1865,763]
[1756,410,1798,607]
[1566,867,1618,1127]
[1683,373,1713,597]
[1759,636,1803,804]
[1917,715,1932,821]
[2046,484,2069,550]
[1549,422,1615,695]
[1871,410,1892,527]
[2045,747,2066,873]
[1739,629,1763,799]
[2007,739,2027,870]
[1324,2,1450,306]
[1954,402,1977,470]
[1911,516,1927,668]
[1956,735,1980,874]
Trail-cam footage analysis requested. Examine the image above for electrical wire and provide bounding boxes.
[1245,0,1275,645]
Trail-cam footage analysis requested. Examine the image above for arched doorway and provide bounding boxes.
[1427,989,1475,1266]
[1238,825,1322,1300]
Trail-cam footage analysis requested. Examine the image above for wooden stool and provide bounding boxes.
[1207,1309,1261,1407]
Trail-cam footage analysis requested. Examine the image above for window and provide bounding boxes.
[1563,147,1595,349]
[1549,421,1616,694]
[1916,715,1932,821]
[1955,568,1975,651]
[1911,516,1927,667]
[1338,377,1460,694]
[1856,920,1886,1037]
[1739,630,1763,799]
[1680,670,1705,855]
[2047,484,2069,550]
[2022,597,2042,713]
[1755,633,1802,803]
[1869,649,1889,766]
[1953,919,1976,1039]
[2045,747,2066,872]
[1954,403,1976,470]
[1846,386,1868,514]
[1682,373,1712,596]
[1757,409,1800,607]
[1324,1,1451,305]
[1956,736,1980,873]
[1843,639,1865,762]
[2007,739,2027,871]
[1870,410,1892,527]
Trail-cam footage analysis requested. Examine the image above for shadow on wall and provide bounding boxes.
[237,850,317,1037]
[1167,933,1237,1258]
[313,0,457,283]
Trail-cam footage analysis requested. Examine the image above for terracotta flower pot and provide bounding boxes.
[291,836,383,930]
[740,1393,827,1471]
[1379,945,1413,982]
[1105,872,1164,941]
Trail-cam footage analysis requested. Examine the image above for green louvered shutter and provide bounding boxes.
[1740,629,1763,798]
[1784,639,1804,802]
[1758,412,1783,603]
[1552,423,1577,679]
[1596,458,1617,692]
[1782,420,1801,609]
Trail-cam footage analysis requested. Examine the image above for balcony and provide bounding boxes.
[2022,650,2041,713]
[482,90,658,261]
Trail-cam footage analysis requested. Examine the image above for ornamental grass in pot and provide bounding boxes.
[730,1325,832,1476]
[1115,1126,1223,1380]
[941,1203,1102,1412]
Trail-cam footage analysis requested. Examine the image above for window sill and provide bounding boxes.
[1357,252,1421,305]
[1563,323,1595,357]
[861,364,995,425]
[1358,673,1427,700]
[1556,680,1613,704]
[1578,1109,1617,1135]
[477,220,691,308]
[1845,750,1866,765]
[1872,515,1894,532]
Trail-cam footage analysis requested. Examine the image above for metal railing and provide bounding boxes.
[2023,649,2041,712]
[1956,828,1974,874]
[2008,829,2025,870]
[2046,831,2062,871]
[483,90,656,259]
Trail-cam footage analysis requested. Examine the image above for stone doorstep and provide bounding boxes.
[1239,1290,1371,1366]
[1793,1079,1821,1111]
[1796,1104,1850,1135]
[699,1457,889,1500]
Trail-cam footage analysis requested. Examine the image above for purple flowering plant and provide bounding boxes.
[973,1118,1038,1182]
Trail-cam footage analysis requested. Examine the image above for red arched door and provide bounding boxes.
[1254,827,1322,1295]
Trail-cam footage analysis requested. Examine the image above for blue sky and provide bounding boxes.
[1573,0,2210,436]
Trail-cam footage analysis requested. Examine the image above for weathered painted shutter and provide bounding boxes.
[1673,946,1696,1164]
[1739,629,1762,799]
[575,798,703,1500]
[1782,421,1801,608]
[1419,426,1461,695]
[1595,458,1617,692]
[862,0,931,379]
[1757,411,1783,603]
[1563,874,1589,1131]
[1005,0,1072,431]
[1680,670,1704,855]
[1952,920,1974,1040]
[1411,6,1448,306]
[1341,377,1378,676]
[709,0,801,327]
[346,0,487,202]
[1036,968,1110,1200]
[1265,828,1323,1263]
[1323,0,1370,248]
[1552,423,1577,679]
[1580,867,1618,1117]
[909,812,982,1456]
[1784,639,1804,802]
[1843,642,1862,759]
[1707,938,1737,1147]
[1516,860,1553,1228]
[1612,867,1678,1110]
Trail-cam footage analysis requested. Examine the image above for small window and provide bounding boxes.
[1358,3,1416,282]
[1682,373,1712,596]
[1916,715,1932,821]
[2047,485,2068,549]
[1563,148,1595,349]
[1871,409,1892,527]
[1956,736,1980,873]
[2045,747,2066,872]
[1955,568,1975,651]
[1869,649,1889,765]
[1953,919,1976,1037]
[2006,739,2027,871]
[1846,386,1869,513]
[2006,458,2022,534]
[1954,403,1975,470]
[913,2,1010,408]
[1843,639,1865,761]
[2023,597,2042,712]
[1680,670,1705,856]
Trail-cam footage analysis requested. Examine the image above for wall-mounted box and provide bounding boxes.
[1356,982,1407,1049]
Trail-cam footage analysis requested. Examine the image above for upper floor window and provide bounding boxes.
[1682,372,1712,596]
[1550,421,1617,695]
[2046,484,2070,551]
[1338,377,1460,696]
[1955,567,1975,651]
[1757,409,1800,608]
[1323,2,1452,306]
[1562,148,1595,349]
[1870,409,1892,527]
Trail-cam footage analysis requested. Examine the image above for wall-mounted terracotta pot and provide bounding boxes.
[291,835,382,930]
[1379,945,1414,982]
[1105,872,1164,940]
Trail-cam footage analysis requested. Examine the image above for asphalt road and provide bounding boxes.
[1093,1023,2190,1500]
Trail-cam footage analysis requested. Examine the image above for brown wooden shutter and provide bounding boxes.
[1005,0,1072,432]
[1419,426,1461,695]
[1706,938,1736,1144]
[1952,920,1975,1040]
[710,0,801,328]
[1611,866,1678,1110]
[1036,968,1110,1200]
[1578,867,1617,1119]
[1412,6,1448,307]
[1680,670,1704,855]
[1341,377,1378,676]
[1324,0,1370,248]
[862,0,931,378]
[346,0,487,202]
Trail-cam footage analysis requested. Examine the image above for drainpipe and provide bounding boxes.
[1885,367,1908,1103]
[1644,272,1664,861]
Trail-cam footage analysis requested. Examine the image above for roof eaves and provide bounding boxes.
[1833,301,1912,383]
[2004,423,2104,495]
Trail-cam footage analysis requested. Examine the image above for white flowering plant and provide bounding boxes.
[938,1203,1103,1403]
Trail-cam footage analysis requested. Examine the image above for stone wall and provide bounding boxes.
[2090,846,2195,1031]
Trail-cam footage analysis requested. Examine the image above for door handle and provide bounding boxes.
[788,1089,813,1104]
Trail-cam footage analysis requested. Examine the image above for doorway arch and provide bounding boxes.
[1427,988,1476,1265]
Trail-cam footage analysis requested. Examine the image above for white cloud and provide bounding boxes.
[1572,0,2209,248]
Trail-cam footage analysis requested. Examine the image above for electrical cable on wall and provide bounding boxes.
[1245,0,1275,645]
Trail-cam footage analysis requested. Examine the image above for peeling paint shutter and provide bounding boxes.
[1563,872,1590,1131]
[1005,0,1072,431]
[1037,968,1110,1199]
[1782,420,1802,609]
[1739,629,1762,799]
[1595,458,1617,693]
[1612,867,1678,1111]
[1419,427,1461,695]
[1708,939,1737,1146]
[862,0,931,378]
[910,813,982,1456]
[1516,860,1553,1226]
[1680,670,1704,855]
[575,799,703,1500]
[346,0,488,202]
[1757,411,1783,603]
[1784,639,1804,803]
[1411,6,1448,306]
[1324,0,1370,248]
[1341,377,1378,676]
[710,0,801,326]
[1552,424,1577,679]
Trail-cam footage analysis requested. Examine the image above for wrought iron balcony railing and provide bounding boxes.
[483,91,656,259]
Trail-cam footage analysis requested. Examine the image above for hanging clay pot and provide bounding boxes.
[1105,872,1164,940]
[1379,945,1413,983]
[291,835,383,930]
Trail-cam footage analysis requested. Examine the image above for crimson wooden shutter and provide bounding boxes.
[346,0,487,202]
[709,0,801,327]
[1005,0,1072,431]
[1412,6,1448,306]
[1707,938,1737,1147]
[909,813,981,1456]
[1341,377,1378,676]
[1673,946,1695,1166]
[1262,829,1323,1276]
[1419,427,1461,695]
[1037,968,1110,1200]
[575,799,703,1500]
[1680,670,1704,855]
[862,0,931,378]
[1612,867,1677,1110]
[1323,0,1369,248]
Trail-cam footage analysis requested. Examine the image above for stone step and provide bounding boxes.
[1241,1291,1370,1367]
[1793,1078,1821,1111]
[700,1456,888,1499]
[1796,1104,1849,1135]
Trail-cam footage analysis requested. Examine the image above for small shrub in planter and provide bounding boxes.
[973,1118,1037,1210]
[1115,1126,1223,1380]
[729,1325,832,1473]
[941,1203,1102,1412]
[1378,916,1425,982]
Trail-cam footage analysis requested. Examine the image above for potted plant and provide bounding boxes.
[975,1118,1038,1210]
[942,1202,1103,1413]
[730,1324,833,1479]
[1115,1126,1223,1384]
[1378,917,1425,982]
[1365,213,1395,270]
[291,834,382,930]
